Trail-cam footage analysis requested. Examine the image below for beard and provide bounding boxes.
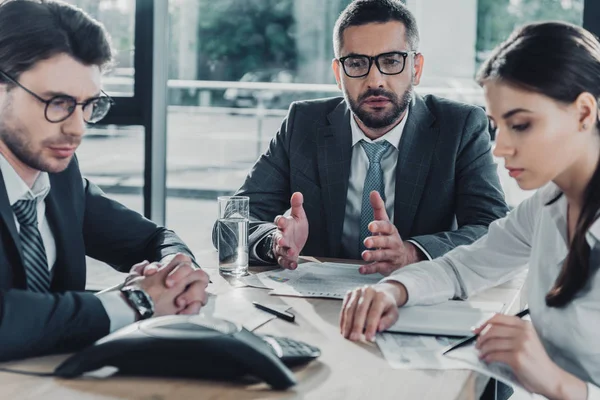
[346,86,413,130]
[0,102,78,173]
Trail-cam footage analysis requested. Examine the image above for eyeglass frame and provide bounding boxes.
[0,70,114,124]
[338,51,418,78]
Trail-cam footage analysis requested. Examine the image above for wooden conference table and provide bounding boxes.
[0,251,526,400]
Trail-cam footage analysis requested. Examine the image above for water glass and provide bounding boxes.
[217,196,249,276]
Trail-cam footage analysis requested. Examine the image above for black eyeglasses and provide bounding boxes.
[0,70,114,124]
[338,51,417,78]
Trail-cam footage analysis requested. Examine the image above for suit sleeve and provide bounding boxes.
[0,290,109,361]
[409,107,509,259]
[82,179,197,272]
[212,103,298,265]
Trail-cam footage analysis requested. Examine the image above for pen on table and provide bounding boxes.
[442,308,530,355]
[252,301,295,322]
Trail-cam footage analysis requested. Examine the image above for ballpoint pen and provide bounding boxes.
[252,301,295,322]
[442,308,530,355]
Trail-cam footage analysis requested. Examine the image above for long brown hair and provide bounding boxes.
[477,21,600,307]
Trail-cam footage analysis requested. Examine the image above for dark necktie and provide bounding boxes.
[12,199,51,292]
[359,140,390,253]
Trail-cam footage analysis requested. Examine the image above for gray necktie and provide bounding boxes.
[12,199,51,292]
[359,140,390,254]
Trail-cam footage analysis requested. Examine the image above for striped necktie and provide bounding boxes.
[12,199,51,292]
[359,140,390,254]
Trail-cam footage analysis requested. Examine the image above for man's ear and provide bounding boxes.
[412,53,424,86]
[332,58,342,90]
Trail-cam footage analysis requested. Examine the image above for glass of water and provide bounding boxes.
[217,196,249,276]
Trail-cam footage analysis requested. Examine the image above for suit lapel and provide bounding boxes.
[46,173,86,291]
[0,169,26,287]
[393,95,439,238]
[317,101,352,257]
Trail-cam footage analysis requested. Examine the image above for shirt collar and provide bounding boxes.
[350,106,409,149]
[0,153,51,206]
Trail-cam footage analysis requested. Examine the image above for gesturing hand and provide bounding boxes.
[359,191,424,276]
[272,192,309,270]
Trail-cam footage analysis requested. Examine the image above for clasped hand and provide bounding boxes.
[125,253,209,317]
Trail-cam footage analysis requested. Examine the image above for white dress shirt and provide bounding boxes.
[385,182,600,398]
[341,110,431,260]
[0,155,136,332]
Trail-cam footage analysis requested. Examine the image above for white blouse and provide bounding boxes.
[385,183,600,399]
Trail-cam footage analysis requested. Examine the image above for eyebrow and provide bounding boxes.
[40,90,102,101]
[502,108,533,119]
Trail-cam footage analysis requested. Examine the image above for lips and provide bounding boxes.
[362,96,391,107]
[506,167,524,178]
[49,146,77,158]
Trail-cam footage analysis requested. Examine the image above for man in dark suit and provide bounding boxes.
[216,0,508,275]
[0,0,208,361]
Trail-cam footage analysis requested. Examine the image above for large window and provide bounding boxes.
[162,0,587,252]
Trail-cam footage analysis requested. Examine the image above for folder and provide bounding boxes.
[385,300,505,337]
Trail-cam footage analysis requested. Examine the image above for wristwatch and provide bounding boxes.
[121,286,155,320]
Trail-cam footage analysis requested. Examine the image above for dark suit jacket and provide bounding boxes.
[215,95,509,263]
[0,157,195,361]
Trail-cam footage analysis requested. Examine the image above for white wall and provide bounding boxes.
[406,0,478,81]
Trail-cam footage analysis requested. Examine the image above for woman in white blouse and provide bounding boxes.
[340,21,600,400]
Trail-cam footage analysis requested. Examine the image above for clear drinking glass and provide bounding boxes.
[217,196,249,276]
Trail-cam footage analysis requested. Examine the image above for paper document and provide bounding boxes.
[386,300,505,337]
[241,262,382,299]
[199,291,290,331]
[376,333,470,370]
[444,342,523,390]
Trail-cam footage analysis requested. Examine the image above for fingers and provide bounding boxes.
[473,314,525,334]
[358,262,396,276]
[369,191,390,222]
[476,323,522,350]
[168,263,209,289]
[274,215,288,230]
[129,260,150,275]
[348,287,375,341]
[367,221,397,236]
[378,307,400,332]
[363,294,387,341]
[175,280,209,309]
[177,301,203,315]
[277,256,298,270]
[364,233,395,249]
[340,289,361,339]
[477,338,516,360]
[361,248,394,263]
[141,263,159,276]
[290,192,307,221]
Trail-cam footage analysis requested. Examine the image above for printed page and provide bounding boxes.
[376,333,469,370]
[250,262,382,299]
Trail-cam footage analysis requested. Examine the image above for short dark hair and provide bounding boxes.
[0,0,113,81]
[333,0,419,57]
[478,21,600,308]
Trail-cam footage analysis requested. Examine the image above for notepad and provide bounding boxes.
[385,301,505,337]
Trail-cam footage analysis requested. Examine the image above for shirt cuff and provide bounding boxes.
[406,239,432,261]
[588,382,600,400]
[96,290,137,332]
[252,229,277,264]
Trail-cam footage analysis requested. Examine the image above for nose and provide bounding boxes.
[492,127,515,158]
[365,61,385,88]
[61,105,86,138]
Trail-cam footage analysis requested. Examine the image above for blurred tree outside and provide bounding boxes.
[477,0,583,65]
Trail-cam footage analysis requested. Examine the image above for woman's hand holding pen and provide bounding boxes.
[474,314,587,399]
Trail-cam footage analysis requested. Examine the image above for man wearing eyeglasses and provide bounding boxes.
[0,0,208,361]
[219,0,509,275]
